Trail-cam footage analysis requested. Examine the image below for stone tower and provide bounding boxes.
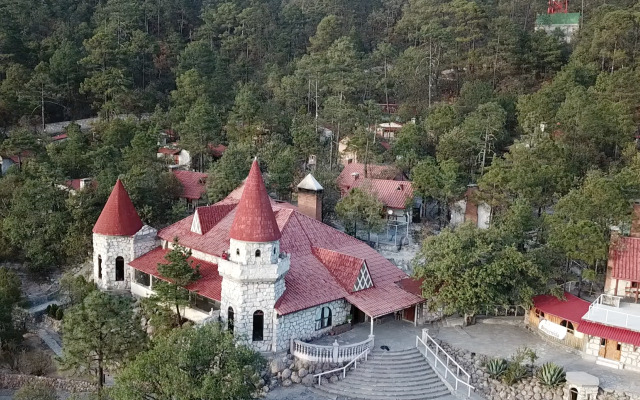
[92,179,156,291]
[218,160,290,352]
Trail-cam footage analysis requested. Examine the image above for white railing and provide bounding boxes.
[594,293,622,307]
[416,332,474,398]
[314,348,370,386]
[291,336,374,363]
[585,295,640,331]
[479,304,527,317]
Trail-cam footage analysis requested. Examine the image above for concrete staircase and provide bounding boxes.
[315,348,456,400]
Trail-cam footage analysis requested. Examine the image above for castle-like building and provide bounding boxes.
[92,160,424,352]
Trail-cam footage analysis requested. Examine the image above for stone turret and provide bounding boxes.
[218,159,290,352]
[92,179,157,291]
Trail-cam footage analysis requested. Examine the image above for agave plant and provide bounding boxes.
[486,358,507,378]
[536,363,566,387]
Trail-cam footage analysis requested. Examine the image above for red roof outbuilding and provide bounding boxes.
[609,236,640,282]
[228,160,281,243]
[532,292,590,324]
[173,170,207,200]
[93,179,143,236]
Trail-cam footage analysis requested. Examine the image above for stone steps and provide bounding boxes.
[315,348,453,400]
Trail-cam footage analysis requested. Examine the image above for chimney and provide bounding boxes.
[631,202,640,238]
[351,172,359,180]
[296,174,324,221]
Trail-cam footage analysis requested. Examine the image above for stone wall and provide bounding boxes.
[0,373,97,392]
[133,225,158,258]
[93,232,133,291]
[432,338,640,400]
[275,299,350,351]
[620,343,640,372]
[585,335,601,358]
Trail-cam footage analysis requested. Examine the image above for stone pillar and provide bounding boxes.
[563,371,599,400]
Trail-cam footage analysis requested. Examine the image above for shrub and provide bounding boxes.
[17,350,54,376]
[501,347,537,385]
[55,307,63,320]
[14,381,59,400]
[486,358,507,378]
[536,363,566,387]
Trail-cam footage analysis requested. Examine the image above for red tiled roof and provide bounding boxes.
[173,170,207,200]
[208,143,227,157]
[532,292,590,324]
[52,133,68,141]
[396,277,424,297]
[156,188,421,316]
[229,160,281,242]
[195,204,237,234]
[2,151,34,164]
[578,320,640,347]
[609,236,640,282]
[312,247,365,293]
[337,163,406,188]
[158,147,181,155]
[129,247,221,301]
[346,179,414,209]
[93,179,143,236]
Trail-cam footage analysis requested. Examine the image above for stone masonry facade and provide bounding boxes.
[93,226,157,291]
[275,299,350,351]
[219,238,290,352]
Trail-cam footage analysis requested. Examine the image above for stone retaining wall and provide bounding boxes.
[0,372,97,392]
[432,338,640,400]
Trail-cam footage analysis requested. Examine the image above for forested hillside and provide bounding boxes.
[0,0,639,274]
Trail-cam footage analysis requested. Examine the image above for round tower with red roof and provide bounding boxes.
[218,160,290,352]
[93,179,157,291]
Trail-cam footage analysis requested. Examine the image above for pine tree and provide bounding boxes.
[60,291,146,391]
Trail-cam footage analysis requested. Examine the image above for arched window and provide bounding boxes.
[98,255,102,279]
[228,307,234,333]
[115,256,125,281]
[315,307,332,330]
[253,310,264,341]
[561,320,575,335]
[255,249,261,257]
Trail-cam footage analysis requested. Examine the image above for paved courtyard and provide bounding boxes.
[433,322,640,395]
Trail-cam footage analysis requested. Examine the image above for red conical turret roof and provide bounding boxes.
[93,179,143,236]
[229,159,281,242]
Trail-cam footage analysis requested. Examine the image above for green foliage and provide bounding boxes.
[14,381,59,400]
[46,303,63,320]
[151,240,200,328]
[206,143,253,203]
[536,362,566,387]
[110,323,265,400]
[61,291,146,390]
[486,358,507,379]
[336,187,385,238]
[0,267,22,350]
[502,347,537,385]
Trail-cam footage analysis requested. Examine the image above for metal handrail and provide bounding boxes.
[416,335,474,397]
[585,300,640,331]
[314,348,370,386]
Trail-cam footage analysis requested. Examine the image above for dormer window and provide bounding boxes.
[255,249,261,257]
[353,262,373,291]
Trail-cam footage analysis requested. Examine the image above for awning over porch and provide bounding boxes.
[346,284,423,318]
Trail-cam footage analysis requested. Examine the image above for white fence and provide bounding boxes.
[415,330,474,398]
[291,336,374,363]
[314,348,370,385]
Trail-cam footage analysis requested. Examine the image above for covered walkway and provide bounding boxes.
[311,315,423,350]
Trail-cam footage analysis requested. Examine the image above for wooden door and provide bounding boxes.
[599,339,622,360]
[403,306,416,322]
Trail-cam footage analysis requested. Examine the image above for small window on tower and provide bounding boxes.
[255,249,261,257]
[98,255,102,279]
[236,248,240,256]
